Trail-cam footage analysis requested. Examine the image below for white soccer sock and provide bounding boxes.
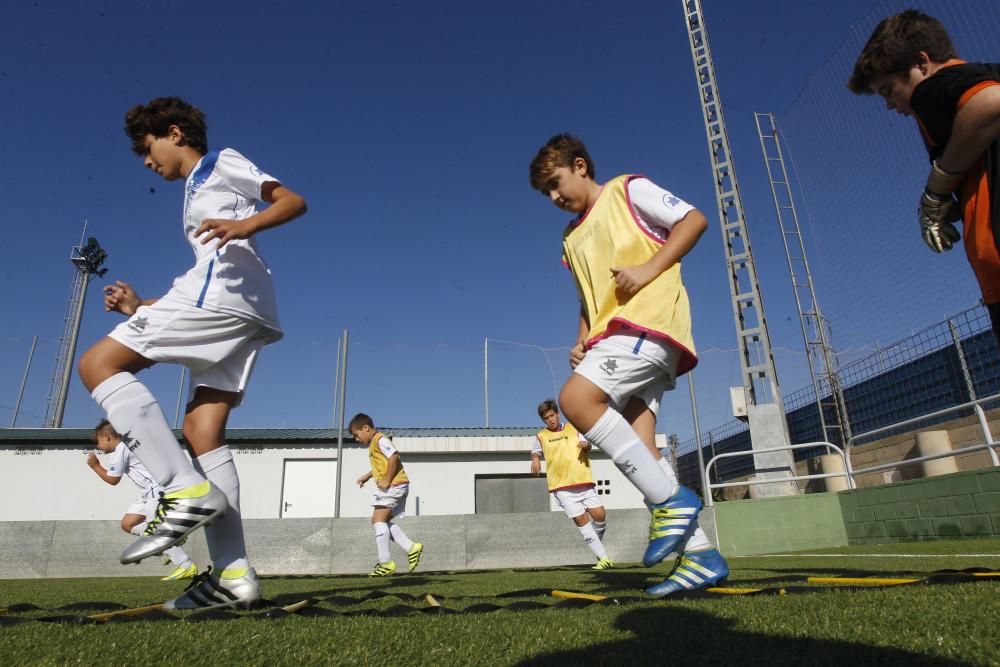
[192,446,249,572]
[655,455,680,489]
[584,408,675,505]
[655,458,713,551]
[163,545,193,569]
[592,519,607,542]
[92,373,202,492]
[373,522,391,562]
[129,522,148,536]
[578,522,608,560]
[388,522,414,551]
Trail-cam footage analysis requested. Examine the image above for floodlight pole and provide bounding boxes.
[484,337,489,427]
[46,235,108,428]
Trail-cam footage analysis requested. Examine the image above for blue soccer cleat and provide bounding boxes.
[642,485,703,567]
[645,548,729,597]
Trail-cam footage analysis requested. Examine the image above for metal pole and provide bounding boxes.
[334,330,349,518]
[948,319,976,401]
[51,274,91,427]
[173,366,187,428]
[484,337,489,427]
[331,334,341,427]
[688,372,709,499]
[12,335,38,427]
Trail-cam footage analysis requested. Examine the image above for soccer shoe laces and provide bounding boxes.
[181,566,215,594]
[143,491,175,535]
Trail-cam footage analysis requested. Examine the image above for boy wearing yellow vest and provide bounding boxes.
[532,399,612,570]
[350,413,423,576]
[528,134,728,596]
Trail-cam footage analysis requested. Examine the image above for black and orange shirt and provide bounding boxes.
[911,61,1000,304]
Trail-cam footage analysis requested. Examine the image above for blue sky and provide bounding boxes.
[0,0,983,438]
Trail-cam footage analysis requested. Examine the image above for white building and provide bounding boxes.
[0,427,660,521]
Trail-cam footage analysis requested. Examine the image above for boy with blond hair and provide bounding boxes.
[532,399,612,570]
[350,413,423,576]
[528,133,728,596]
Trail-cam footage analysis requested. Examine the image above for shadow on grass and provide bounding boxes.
[517,606,970,666]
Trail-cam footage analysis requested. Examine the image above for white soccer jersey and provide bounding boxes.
[377,436,397,458]
[160,148,283,339]
[626,177,695,241]
[105,441,157,495]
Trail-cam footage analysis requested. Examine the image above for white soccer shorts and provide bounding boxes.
[124,490,159,518]
[108,300,269,406]
[553,485,603,519]
[573,330,681,416]
[373,483,409,519]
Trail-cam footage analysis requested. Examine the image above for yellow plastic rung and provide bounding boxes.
[425,594,441,607]
[88,603,164,622]
[551,590,607,602]
[807,577,918,586]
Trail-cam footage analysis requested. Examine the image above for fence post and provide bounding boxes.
[948,319,976,402]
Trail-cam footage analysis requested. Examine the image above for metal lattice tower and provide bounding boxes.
[681,0,782,409]
[681,0,797,496]
[44,230,108,428]
[754,112,851,446]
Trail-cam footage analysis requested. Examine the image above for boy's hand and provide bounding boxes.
[530,459,541,476]
[376,479,390,491]
[196,218,254,249]
[569,341,587,368]
[356,475,369,487]
[611,263,658,297]
[578,441,592,453]
[86,452,98,467]
[104,281,142,316]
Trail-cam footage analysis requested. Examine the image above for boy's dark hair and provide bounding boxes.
[349,413,375,432]
[848,10,957,94]
[537,399,560,419]
[124,96,209,155]
[93,418,120,441]
[529,133,595,191]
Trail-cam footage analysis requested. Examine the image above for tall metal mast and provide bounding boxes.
[681,0,797,496]
[44,230,108,428]
[755,112,851,446]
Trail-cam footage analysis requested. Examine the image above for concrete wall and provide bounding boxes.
[0,507,718,579]
[712,491,848,557]
[838,469,1000,544]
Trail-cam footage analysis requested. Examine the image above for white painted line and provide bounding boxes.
[745,553,1000,558]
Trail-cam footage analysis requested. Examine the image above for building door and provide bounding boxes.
[280,459,337,518]
[474,473,549,513]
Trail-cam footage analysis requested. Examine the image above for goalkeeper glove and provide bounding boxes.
[918,161,963,224]
[919,210,961,253]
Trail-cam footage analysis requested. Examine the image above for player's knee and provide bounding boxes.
[590,507,607,522]
[77,345,106,391]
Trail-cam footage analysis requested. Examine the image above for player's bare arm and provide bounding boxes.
[610,209,708,296]
[357,471,373,487]
[530,452,542,476]
[86,452,121,486]
[103,280,158,316]
[570,307,589,368]
[196,182,307,249]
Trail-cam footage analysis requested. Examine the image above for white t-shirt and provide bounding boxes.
[626,177,695,241]
[161,148,283,339]
[376,436,397,458]
[105,441,158,495]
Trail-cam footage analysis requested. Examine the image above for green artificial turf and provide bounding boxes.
[2,540,999,666]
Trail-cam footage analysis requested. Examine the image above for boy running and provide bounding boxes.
[87,419,197,580]
[77,97,306,609]
[350,413,424,576]
[849,10,1000,346]
[528,133,728,596]
[532,399,612,569]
